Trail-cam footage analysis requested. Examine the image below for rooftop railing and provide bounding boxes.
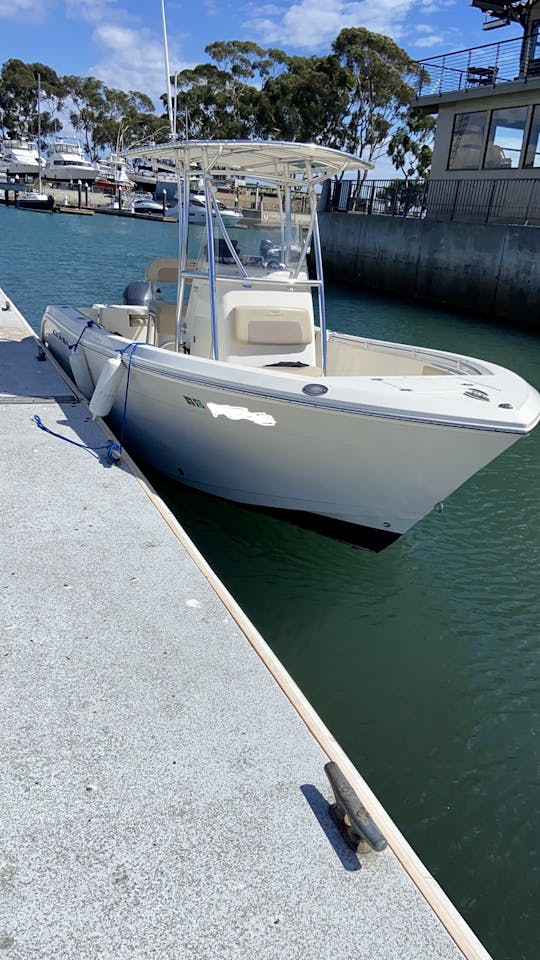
[415,35,538,98]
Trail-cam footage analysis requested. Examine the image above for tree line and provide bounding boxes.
[0,29,434,178]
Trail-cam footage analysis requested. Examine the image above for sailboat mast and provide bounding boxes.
[160,0,174,138]
[36,71,42,193]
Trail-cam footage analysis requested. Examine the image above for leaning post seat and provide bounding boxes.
[233,305,312,346]
[221,289,317,368]
[94,305,149,341]
[142,259,180,346]
[145,258,179,284]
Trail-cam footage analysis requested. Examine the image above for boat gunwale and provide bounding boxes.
[42,308,538,435]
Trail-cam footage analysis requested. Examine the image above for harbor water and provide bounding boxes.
[2,203,539,960]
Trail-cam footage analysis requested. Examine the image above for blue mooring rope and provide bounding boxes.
[117,341,140,451]
[32,415,121,463]
[32,339,141,464]
[69,319,95,351]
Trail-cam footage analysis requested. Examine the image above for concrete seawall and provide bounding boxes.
[318,212,540,326]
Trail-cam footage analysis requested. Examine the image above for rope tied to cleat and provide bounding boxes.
[32,340,141,464]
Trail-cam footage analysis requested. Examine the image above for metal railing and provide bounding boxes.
[325,177,540,226]
[415,35,540,98]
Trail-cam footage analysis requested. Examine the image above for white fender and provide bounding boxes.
[69,346,94,399]
[89,355,124,420]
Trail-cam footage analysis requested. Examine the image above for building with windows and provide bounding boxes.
[415,0,540,222]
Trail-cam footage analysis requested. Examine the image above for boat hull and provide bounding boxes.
[5,160,42,176]
[44,165,98,182]
[41,311,521,547]
[17,193,54,212]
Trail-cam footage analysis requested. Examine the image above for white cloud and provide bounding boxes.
[64,0,122,25]
[0,0,47,19]
[245,0,416,50]
[419,0,455,10]
[410,32,445,48]
[86,23,188,109]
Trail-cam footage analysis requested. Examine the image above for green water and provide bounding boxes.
[2,204,540,960]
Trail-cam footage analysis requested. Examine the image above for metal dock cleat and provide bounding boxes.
[325,761,387,855]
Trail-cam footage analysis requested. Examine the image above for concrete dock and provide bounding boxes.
[0,290,491,959]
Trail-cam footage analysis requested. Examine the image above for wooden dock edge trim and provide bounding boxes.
[12,300,490,960]
[132,479,492,960]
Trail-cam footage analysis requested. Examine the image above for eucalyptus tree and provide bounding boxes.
[256,53,350,144]
[63,76,163,157]
[98,88,165,152]
[0,59,62,138]
[331,27,424,166]
[171,63,258,139]
[62,75,109,158]
[387,109,435,179]
[171,41,292,139]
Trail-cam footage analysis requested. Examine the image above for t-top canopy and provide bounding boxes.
[126,140,372,187]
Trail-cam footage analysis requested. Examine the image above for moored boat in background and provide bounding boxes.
[16,189,54,212]
[166,191,243,227]
[95,153,135,192]
[43,139,98,183]
[15,75,53,213]
[1,138,43,177]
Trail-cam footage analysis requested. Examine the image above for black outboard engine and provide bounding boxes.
[121,280,156,306]
[259,238,283,267]
[260,238,281,259]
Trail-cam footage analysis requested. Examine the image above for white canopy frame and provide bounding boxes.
[126,141,372,371]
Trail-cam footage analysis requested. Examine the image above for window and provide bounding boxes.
[524,105,540,167]
[483,107,528,169]
[448,112,487,170]
[530,21,540,61]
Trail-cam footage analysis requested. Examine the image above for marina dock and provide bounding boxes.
[0,290,492,959]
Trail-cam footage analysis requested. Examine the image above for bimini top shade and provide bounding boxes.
[126,139,373,187]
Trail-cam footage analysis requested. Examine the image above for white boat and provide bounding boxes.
[41,140,540,550]
[15,77,53,212]
[1,138,43,176]
[132,193,165,215]
[44,139,98,182]
[101,197,134,213]
[167,192,243,227]
[127,160,178,192]
[100,193,164,215]
[95,154,135,192]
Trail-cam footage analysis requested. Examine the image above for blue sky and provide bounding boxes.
[0,0,523,173]
[0,0,523,104]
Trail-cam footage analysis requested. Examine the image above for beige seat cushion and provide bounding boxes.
[233,305,312,345]
[145,258,179,284]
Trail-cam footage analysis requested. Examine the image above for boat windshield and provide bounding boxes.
[191,217,308,278]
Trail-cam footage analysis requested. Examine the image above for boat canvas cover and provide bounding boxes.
[126,140,373,186]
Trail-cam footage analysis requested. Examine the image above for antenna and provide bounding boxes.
[161,0,174,137]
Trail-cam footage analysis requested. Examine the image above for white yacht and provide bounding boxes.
[95,154,135,192]
[127,160,177,192]
[43,139,98,182]
[1,139,43,176]
[167,192,243,227]
[40,140,540,551]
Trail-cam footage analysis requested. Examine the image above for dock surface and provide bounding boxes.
[0,291,491,959]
